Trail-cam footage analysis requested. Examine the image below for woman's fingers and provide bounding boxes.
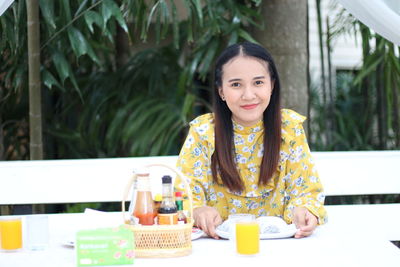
[293,207,318,238]
[193,206,222,239]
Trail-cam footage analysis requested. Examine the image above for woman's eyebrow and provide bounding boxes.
[228,78,242,82]
[253,76,266,80]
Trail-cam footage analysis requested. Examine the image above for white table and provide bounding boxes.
[1,211,399,267]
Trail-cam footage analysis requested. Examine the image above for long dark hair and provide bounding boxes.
[211,42,282,193]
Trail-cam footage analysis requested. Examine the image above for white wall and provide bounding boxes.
[308,0,363,83]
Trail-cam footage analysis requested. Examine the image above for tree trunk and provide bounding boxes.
[27,0,45,214]
[0,86,4,161]
[253,0,309,131]
[316,0,327,107]
[26,0,43,160]
[116,24,129,69]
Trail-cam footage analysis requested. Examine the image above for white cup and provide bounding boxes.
[26,215,49,250]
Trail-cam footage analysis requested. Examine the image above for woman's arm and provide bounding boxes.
[174,118,223,238]
[282,121,327,237]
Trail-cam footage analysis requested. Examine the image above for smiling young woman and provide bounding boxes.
[175,42,327,240]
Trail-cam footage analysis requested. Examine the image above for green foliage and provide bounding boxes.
[309,9,400,151]
[0,0,263,160]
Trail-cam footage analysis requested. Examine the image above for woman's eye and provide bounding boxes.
[254,80,264,86]
[231,82,241,87]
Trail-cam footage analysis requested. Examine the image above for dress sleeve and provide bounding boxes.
[174,122,212,210]
[282,121,328,225]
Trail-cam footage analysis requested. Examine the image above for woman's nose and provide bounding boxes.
[241,86,256,100]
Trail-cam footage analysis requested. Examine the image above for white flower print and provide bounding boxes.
[193,160,202,168]
[290,112,302,121]
[193,147,201,157]
[209,193,217,201]
[310,176,318,183]
[289,146,304,162]
[247,201,259,210]
[294,127,303,136]
[217,192,224,198]
[235,154,247,164]
[185,134,194,148]
[280,151,289,161]
[257,209,266,217]
[295,199,303,205]
[195,123,209,135]
[251,184,258,190]
[193,168,202,177]
[257,144,264,157]
[234,124,244,131]
[252,126,261,132]
[246,191,257,197]
[242,146,250,153]
[317,193,325,203]
[234,135,245,145]
[282,172,292,183]
[295,177,304,186]
[232,199,242,208]
[193,185,201,194]
[230,208,237,214]
[302,163,308,171]
[248,133,256,142]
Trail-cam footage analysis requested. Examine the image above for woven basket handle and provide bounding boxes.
[122,163,194,224]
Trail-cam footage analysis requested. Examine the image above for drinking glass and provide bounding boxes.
[234,214,259,255]
[0,216,23,251]
[26,215,49,250]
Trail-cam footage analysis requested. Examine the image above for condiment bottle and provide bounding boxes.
[175,191,187,224]
[153,193,162,217]
[158,175,178,225]
[133,169,155,225]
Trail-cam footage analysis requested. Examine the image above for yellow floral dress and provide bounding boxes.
[175,109,327,224]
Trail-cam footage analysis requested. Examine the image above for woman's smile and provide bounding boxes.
[241,103,259,110]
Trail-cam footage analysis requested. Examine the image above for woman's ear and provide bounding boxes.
[219,88,225,101]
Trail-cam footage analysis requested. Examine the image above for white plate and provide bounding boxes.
[191,227,205,240]
[62,239,75,247]
[215,216,297,239]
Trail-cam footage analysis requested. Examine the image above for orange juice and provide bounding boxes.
[236,221,259,255]
[0,217,23,250]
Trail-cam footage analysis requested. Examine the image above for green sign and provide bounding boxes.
[76,225,134,266]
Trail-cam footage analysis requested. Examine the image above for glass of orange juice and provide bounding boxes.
[235,214,259,255]
[0,216,23,251]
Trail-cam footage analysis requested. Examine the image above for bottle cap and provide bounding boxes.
[154,194,162,202]
[162,175,172,184]
[175,191,183,197]
[134,167,150,176]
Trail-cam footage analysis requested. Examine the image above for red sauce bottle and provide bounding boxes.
[133,170,155,225]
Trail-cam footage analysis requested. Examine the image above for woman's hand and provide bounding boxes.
[193,206,223,239]
[292,207,318,238]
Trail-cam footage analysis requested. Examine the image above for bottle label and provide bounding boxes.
[158,213,178,225]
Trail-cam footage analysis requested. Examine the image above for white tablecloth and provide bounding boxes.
[1,212,399,267]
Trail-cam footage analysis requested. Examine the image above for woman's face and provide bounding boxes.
[219,56,274,126]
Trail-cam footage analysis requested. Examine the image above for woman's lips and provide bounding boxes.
[241,104,258,110]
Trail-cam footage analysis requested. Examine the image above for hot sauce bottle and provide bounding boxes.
[175,191,187,224]
[133,169,155,225]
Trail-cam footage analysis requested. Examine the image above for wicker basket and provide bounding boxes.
[122,164,194,258]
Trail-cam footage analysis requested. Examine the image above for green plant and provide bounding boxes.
[1,0,263,160]
[309,5,400,151]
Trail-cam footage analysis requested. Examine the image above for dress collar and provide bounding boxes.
[232,119,263,135]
